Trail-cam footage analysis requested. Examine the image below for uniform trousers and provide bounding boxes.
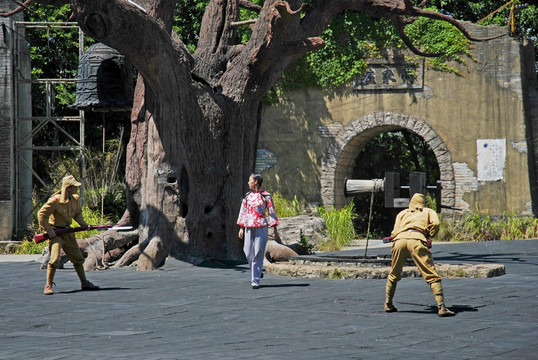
[243,226,268,286]
[388,238,441,284]
[47,232,87,286]
[49,233,85,268]
[386,238,445,306]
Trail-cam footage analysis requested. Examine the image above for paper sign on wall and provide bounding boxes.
[477,139,506,181]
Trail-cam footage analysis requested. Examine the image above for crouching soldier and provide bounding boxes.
[384,193,454,317]
[38,175,99,295]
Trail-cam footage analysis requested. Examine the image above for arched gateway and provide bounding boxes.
[320,112,455,210]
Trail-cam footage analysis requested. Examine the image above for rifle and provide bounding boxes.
[34,225,116,244]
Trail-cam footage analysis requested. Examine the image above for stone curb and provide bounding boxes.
[266,262,505,279]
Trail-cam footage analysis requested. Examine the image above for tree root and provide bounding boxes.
[111,234,169,271]
[78,229,139,270]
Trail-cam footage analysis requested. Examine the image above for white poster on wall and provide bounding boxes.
[477,139,506,181]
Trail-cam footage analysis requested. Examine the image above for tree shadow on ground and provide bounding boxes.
[433,251,537,266]
[196,258,251,275]
[197,259,247,268]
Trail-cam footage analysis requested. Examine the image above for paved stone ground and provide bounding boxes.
[1,239,537,360]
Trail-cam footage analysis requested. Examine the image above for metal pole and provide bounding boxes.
[79,26,86,205]
[101,112,105,224]
[12,19,19,239]
[364,186,375,259]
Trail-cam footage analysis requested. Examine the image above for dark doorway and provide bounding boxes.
[351,129,440,238]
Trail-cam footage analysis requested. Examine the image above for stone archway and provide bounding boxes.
[321,112,455,210]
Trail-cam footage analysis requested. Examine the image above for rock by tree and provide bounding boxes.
[2,0,500,269]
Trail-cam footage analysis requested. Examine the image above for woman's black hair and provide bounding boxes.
[244,173,269,202]
[251,173,263,187]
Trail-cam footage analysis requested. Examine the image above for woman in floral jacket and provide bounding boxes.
[237,173,279,289]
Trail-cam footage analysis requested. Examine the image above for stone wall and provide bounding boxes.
[1,2,36,241]
[258,22,537,216]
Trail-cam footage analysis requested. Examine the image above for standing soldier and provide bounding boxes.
[384,193,454,317]
[38,175,100,295]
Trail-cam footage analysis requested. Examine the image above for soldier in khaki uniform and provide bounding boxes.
[384,193,454,317]
[38,175,99,295]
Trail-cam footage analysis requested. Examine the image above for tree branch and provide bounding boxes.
[253,36,325,71]
[274,1,306,17]
[70,0,193,91]
[238,0,261,13]
[410,7,507,42]
[195,0,239,64]
[392,15,444,57]
[231,18,257,27]
[301,0,505,42]
[0,0,33,17]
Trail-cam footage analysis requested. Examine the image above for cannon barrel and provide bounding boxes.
[345,173,448,212]
[344,178,384,197]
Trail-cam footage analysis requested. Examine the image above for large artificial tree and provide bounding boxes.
[3,0,500,269]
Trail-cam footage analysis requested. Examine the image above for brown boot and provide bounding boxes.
[384,303,398,312]
[81,280,100,291]
[43,284,54,295]
[385,279,397,309]
[430,281,445,306]
[438,305,455,317]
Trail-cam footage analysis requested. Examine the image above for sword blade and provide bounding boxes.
[94,226,134,231]
[110,226,134,231]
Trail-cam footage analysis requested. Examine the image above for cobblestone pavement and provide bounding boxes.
[1,239,537,360]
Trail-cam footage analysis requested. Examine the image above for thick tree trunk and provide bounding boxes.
[116,64,259,268]
[120,74,257,269]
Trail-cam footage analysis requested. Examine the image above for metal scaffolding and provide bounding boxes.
[12,21,86,239]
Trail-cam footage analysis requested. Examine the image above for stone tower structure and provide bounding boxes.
[0,0,32,241]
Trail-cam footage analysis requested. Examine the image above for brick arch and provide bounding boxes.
[321,112,455,210]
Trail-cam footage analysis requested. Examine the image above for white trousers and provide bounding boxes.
[243,226,268,286]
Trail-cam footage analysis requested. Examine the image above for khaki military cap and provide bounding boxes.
[62,175,82,188]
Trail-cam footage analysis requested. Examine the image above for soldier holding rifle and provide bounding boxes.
[37,175,100,295]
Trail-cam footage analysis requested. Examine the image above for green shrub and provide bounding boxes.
[14,240,47,255]
[437,205,537,242]
[463,208,502,241]
[272,192,301,218]
[330,268,345,279]
[317,203,358,251]
[72,206,115,239]
[298,229,315,254]
[436,214,458,242]
[498,210,538,240]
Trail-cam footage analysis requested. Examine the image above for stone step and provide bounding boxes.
[267,260,506,279]
[288,254,413,268]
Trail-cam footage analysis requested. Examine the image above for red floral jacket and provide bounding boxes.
[237,190,279,228]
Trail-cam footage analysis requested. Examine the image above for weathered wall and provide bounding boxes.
[0,0,17,240]
[1,1,34,241]
[258,22,537,216]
